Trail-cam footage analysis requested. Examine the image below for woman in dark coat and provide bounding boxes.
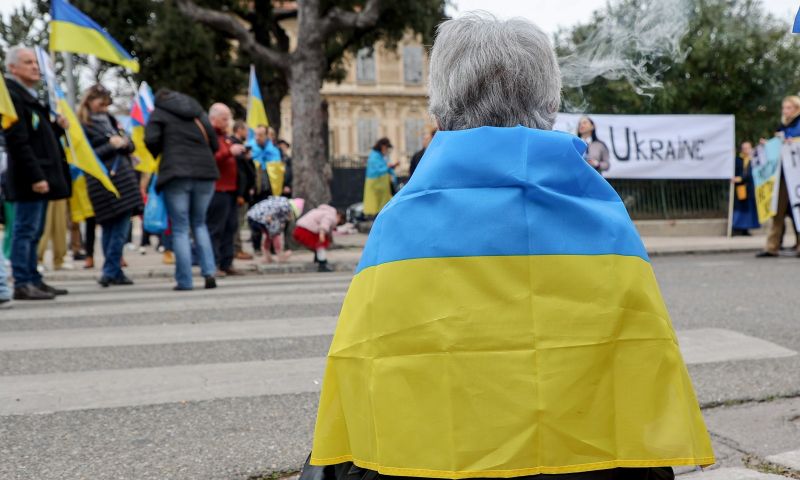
[732,141,760,235]
[78,84,143,287]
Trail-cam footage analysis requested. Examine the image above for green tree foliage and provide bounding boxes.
[557,0,800,144]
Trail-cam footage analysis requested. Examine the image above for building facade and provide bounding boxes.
[278,25,435,176]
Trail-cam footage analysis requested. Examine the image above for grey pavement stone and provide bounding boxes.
[766,450,800,472]
[681,467,790,479]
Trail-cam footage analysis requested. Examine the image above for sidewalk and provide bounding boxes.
[31,231,777,282]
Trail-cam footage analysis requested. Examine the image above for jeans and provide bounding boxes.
[100,214,131,280]
[0,242,10,301]
[10,200,46,287]
[207,191,238,271]
[162,178,216,289]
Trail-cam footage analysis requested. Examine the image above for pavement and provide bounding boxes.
[2,235,800,478]
[29,229,784,282]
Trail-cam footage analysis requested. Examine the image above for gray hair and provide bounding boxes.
[428,12,561,131]
[4,45,33,71]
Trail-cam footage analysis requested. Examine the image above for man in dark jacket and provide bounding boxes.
[409,128,436,178]
[3,46,71,300]
[231,120,255,260]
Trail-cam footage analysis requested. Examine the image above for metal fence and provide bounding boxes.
[330,155,730,220]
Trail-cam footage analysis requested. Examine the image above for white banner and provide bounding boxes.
[554,114,736,179]
[781,142,800,230]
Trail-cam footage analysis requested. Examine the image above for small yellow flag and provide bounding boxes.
[0,76,18,130]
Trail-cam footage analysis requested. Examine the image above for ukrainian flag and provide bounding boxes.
[68,166,95,223]
[362,149,392,216]
[50,0,140,72]
[246,65,269,131]
[0,76,18,129]
[56,86,119,197]
[129,82,157,173]
[311,126,714,478]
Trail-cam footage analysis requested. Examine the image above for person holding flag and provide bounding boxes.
[3,46,71,300]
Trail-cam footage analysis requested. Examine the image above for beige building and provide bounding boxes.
[278,18,435,176]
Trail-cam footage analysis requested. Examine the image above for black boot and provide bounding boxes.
[205,276,217,289]
[14,284,55,300]
[318,260,334,272]
[35,281,68,296]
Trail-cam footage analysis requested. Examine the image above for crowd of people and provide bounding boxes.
[0,45,345,305]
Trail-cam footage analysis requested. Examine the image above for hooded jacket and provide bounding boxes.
[3,77,71,202]
[144,89,219,192]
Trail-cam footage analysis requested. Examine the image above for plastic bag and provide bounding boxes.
[143,175,168,233]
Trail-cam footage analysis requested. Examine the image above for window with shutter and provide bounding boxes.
[403,45,423,85]
[356,48,376,84]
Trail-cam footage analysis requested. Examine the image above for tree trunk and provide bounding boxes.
[290,55,331,210]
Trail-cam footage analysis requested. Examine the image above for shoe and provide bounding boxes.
[318,260,334,272]
[205,276,217,289]
[755,251,778,258]
[139,246,147,255]
[235,251,254,260]
[13,284,55,300]
[84,257,94,269]
[216,269,227,278]
[0,298,12,309]
[223,268,244,276]
[162,251,175,265]
[36,281,68,296]
[173,285,193,291]
[111,275,134,286]
[73,252,86,261]
[98,276,112,288]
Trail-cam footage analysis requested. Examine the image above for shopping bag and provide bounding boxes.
[143,175,168,233]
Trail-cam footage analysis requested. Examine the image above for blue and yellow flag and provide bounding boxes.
[362,149,392,215]
[50,0,139,72]
[68,165,95,222]
[794,7,800,33]
[246,65,269,132]
[0,76,18,129]
[56,86,119,197]
[311,126,714,477]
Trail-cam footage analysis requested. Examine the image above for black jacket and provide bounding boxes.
[3,77,71,202]
[409,147,425,178]
[231,135,256,201]
[83,114,143,224]
[144,89,218,192]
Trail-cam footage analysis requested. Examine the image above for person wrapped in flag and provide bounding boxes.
[303,13,714,480]
[362,137,398,217]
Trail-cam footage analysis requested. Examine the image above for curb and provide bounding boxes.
[647,247,762,257]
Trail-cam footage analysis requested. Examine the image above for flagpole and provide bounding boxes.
[62,52,77,109]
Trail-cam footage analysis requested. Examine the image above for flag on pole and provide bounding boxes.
[794,7,800,33]
[129,82,157,173]
[34,47,58,114]
[55,85,119,197]
[246,65,269,132]
[0,76,17,129]
[49,0,140,72]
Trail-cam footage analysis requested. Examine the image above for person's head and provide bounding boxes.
[741,141,754,157]
[428,13,561,131]
[782,96,800,125]
[277,139,291,154]
[255,125,269,145]
[423,129,437,148]
[373,137,393,155]
[5,46,40,87]
[77,84,112,125]
[577,116,599,142]
[233,120,248,140]
[208,103,232,131]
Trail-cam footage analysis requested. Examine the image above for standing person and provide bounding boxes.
[276,139,293,197]
[78,84,143,287]
[4,46,71,300]
[302,14,714,480]
[144,88,219,290]
[732,141,760,236]
[206,103,243,277]
[292,204,343,272]
[363,137,398,216]
[409,128,436,178]
[36,199,68,270]
[231,120,254,260]
[248,125,282,254]
[577,115,610,173]
[247,196,293,264]
[757,95,800,257]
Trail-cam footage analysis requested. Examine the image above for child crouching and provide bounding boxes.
[293,204,344,272]
[247,196,294,264]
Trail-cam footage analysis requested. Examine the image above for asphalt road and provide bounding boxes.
[1,253,799,479]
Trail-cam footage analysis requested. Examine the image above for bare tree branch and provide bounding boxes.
[319,0,382,38]
[175,0,291,72]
